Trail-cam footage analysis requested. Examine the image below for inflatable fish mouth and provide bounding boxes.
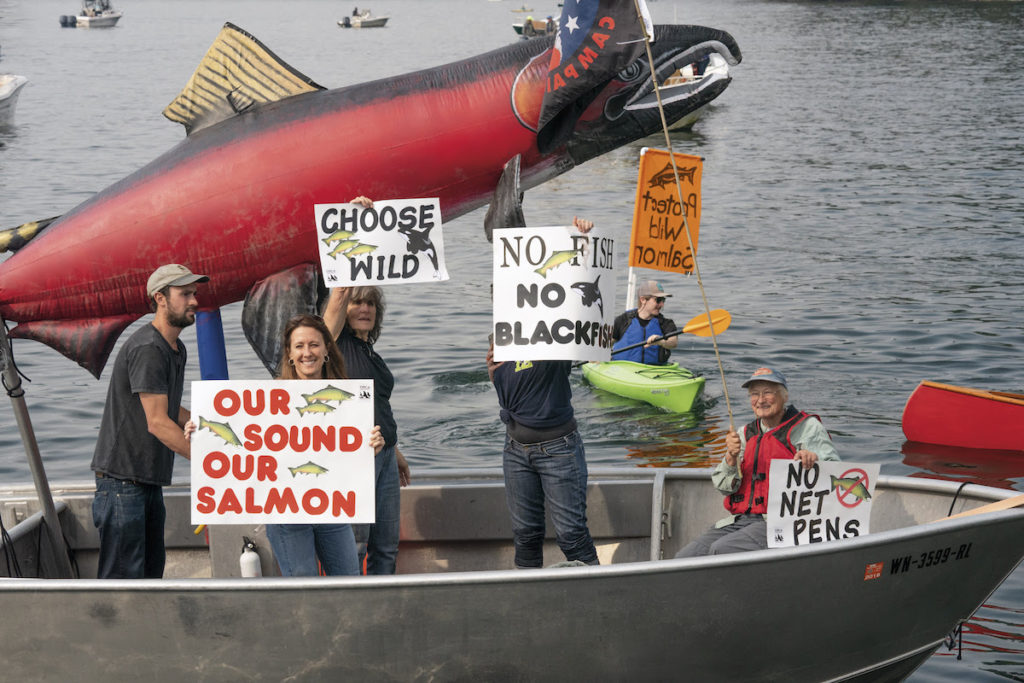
[604,28,742,121]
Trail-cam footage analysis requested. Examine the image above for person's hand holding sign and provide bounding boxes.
[793,449,819,470]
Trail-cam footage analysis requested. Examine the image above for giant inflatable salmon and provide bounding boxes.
[0,23,741,377]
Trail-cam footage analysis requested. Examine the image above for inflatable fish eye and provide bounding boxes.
[616,62,645,83]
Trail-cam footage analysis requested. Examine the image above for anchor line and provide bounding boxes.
[632,0,734,430]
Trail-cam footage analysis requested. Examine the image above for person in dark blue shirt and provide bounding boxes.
[486,216,598,568]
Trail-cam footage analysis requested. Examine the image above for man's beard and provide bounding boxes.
[167,308,196,328]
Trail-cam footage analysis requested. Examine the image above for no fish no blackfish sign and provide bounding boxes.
[766,461,880,548]
[190,380,376,524]
[492,226,616,362]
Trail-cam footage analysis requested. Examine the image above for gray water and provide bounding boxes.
[1,0,1023,678]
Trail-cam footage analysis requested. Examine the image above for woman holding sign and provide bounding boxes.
[323,284,411,575]
[675,367,838,557]
[187,314,385,576]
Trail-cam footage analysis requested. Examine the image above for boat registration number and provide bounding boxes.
[888,542,972,575]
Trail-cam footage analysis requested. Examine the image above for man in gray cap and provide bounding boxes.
[675,366,838,557]
[610,279,678,365]
[91,264,209,578]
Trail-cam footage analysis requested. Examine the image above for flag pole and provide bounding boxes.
[631,0,735,430]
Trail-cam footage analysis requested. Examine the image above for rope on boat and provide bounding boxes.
[946,481,971,518]
[0,515,24,578]
[0,319,30,398]
[631,0,735,431]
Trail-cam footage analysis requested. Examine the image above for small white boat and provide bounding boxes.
[663,52,731,130]
[338,10,389,28]
[0,74,28,126]
[60,0,122,28]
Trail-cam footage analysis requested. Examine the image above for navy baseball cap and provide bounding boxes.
[741,367,788,388]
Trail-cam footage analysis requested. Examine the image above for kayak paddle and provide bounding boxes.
[574,309,731,367]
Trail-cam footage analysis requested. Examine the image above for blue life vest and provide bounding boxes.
[613,311,665,364]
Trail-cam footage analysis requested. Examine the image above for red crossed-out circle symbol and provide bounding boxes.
[835,468,870,509]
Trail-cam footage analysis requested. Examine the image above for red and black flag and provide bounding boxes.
[536,0,653,152]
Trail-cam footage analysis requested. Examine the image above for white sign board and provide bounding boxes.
[492,225,616,362]
[190,380,375,524]
[314,198,449,286]
[766,460,879,548]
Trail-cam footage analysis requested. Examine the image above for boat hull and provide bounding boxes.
[902,380,1024,452]
[74,11,122,28]
[0,75,28,126]
[0,471,1021,681]
[582,360,705,412]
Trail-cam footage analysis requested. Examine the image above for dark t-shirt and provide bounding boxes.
[91,323,187,486]
[492,359,575,442]
[336,327,397,447]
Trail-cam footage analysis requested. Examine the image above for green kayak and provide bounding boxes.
[581,361,705,413]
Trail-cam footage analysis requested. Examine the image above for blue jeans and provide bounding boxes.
[266,523,359,576]
[92,474,166,579]
[502,430,597,568]
[354,445,400,574]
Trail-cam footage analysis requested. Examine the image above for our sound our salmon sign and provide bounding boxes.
[314,198,449,286]
[190,380,375,524]
[492,225,616,362]
[766,461,879,548]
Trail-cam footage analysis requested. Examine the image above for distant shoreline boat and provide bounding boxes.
[0,74,28,127]
[59,0,123,28]
[338,9,389,28]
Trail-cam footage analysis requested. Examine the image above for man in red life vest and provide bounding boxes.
[675,367,838,556]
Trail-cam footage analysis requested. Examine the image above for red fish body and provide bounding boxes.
[0,23,740,376]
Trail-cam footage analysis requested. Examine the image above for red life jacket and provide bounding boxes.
[723,406,821,515]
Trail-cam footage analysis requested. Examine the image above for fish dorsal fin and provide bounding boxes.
[9,314,140,379]
[163,22,325,135]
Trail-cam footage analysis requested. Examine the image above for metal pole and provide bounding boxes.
[196,310,230,380]
[0,320,74,578]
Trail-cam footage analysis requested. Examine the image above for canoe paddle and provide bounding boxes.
[934,493,1024,522]
[574,309,731,368]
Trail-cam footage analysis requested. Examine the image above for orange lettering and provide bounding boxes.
[216,488,243,514]
[196,486,216,513]
[332,490,357,518]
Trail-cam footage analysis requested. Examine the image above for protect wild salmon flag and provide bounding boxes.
[537,0,654,151]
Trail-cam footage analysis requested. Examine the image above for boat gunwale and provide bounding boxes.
[1,468,1020,593]
[919,380,1024,407]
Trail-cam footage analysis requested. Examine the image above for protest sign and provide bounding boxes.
[314,198,449,286]
[629,148,702,273]
[190,380,375,524]
[766,460,879,548]
[492,225,616,362]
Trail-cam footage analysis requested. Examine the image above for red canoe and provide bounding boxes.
[902,381,1024,452]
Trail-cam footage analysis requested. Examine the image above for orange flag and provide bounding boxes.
[629,148,702,273]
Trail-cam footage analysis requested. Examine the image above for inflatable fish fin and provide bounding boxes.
[0,216,62,254]
[483,155,526,243]
[241,263,320,377]
[163,22,325,135]
[9,314,140,379]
